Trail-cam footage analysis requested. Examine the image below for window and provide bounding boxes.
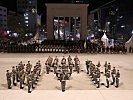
[25,17,28,19]
[53,16,81,40]
[25,21,28,23]
[24,13,28,16]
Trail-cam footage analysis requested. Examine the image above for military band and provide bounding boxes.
[6,55,121,93]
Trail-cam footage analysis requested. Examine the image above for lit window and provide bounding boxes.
[25,21,28,23]
[25,17,28,19]
[121,25,125,28]
[120,16,123,19]
[24,13,28,16]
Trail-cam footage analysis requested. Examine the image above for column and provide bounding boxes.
[69,17,71,40]
[63,17,65,40]
[74,17,76,40]
[57,17,60,40]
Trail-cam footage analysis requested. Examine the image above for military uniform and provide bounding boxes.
[111,67,116,85]
[12,66,17,86]
[115,70,120,88]
[26,61,32,75]
[67,55,72,63]
[107,63,111,71]
[105,71,110,88]
[19,70,25,89]
[6,70,12,89]
[75,60,80,74]
[31,71,35,89]
[47,56,53,67]
[37,60,41,76]
[60,72,66,92]
[16,66,20,82]
[54,56,59,64]
[61,56,66,65]
[86,60,91,74]
[96,69,101,88]
[27,74,32,93]
[93,69,97,84]
[45,61,50,74]
[61,79,66,92]
[90,64,94,77]
[33,68,39,85]
[104,61,108,74]
[69,61,73,74]
[53,63,57,74]
[56,69,62,80]
[74,55,79,63]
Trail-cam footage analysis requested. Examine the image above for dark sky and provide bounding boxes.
[0,0,114,13]
[1,0,132,24]
[1,0,132,13]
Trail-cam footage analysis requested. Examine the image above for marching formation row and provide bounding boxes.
[6,55,121,93]
[6,60,42,93]
[45,55,80,92]
[86,60,120,88]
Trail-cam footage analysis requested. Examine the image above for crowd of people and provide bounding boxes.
[0,39,132,54]
[85,44,127,54]
[6,55,121,93]
[86,60,120,88]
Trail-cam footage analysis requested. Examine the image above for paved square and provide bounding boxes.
[0,53,133,100]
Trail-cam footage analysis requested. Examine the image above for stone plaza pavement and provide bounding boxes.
[0,53,133,100]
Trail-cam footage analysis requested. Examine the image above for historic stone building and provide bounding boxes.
[46,3,89,40]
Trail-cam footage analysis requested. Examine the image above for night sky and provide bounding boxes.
[0,0,132,24]
[1,0,132,13]
[0,0,115,13]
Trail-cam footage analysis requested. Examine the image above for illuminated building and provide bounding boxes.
[17,0,39,32]
[0,6,7,30]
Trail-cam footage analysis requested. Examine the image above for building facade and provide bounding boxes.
[88,0,133,42]
[17,0,38,33]
[0,6,7,30]
[7,11,24,33]
[46,3,89,40]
